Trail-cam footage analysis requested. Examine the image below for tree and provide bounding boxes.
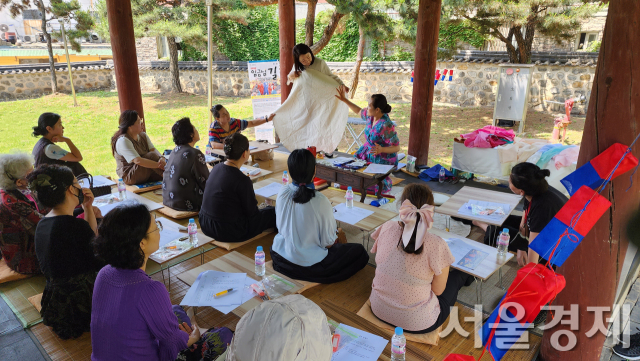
[51,0,94,52]
[444,0,603,63]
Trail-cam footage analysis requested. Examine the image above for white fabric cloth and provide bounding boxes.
[115,133,155,163]
[271,184,337,267]
[288,57,344,86]
[274,69,349,153]
[226,294,333,361]
[44,144,69,160]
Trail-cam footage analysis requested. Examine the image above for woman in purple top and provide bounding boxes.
[91,203,231,361]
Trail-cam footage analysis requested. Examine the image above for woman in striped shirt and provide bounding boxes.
[208,105,274,149]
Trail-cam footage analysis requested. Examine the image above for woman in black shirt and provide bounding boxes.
[476,162,567,266]
[163,118,210,211]
[199,133,276,243]
[29,164,102,339]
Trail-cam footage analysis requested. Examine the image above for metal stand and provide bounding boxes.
[476,278,483,305]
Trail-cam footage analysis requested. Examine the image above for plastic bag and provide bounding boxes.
[471,204,506,217]
[261,274,295,299]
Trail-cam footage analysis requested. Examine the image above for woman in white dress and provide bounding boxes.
[288,43,349,93]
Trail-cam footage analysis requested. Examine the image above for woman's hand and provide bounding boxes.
[179,322,201,348]
[92,206,103,219]
[52,135,70,143]
[517,249,528,267]
[157,157,166,170]
[81,188,95,209]
[335,87,348,102]
[267,113,275,122]
[371,144,384,156]
[340,85,350,94]
[287,72,300,83]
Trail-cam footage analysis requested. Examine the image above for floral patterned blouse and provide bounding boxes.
[162,145,210,211]
[355,108,400,193]
[0,189,47,274]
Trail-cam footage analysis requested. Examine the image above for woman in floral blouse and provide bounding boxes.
[0,152,44,274]
[335,90,400,194]
[163,118,210,212]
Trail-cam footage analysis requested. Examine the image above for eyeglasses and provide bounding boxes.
[147,218,163,235]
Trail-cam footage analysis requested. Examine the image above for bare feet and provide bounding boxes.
[472,220,489,232]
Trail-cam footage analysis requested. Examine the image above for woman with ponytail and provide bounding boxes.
[270,149,369,284]
[111,110,166,185]
[369,183,472,334]
[335,91,400,195]
[474,162,568,267]
[199,133,276,243]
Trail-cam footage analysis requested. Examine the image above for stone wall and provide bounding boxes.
[0,66,112,101]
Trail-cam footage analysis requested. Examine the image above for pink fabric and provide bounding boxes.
[369,221,455,331]
[553,146,580,170]
[399,200,434,250]
[461,126,515,148]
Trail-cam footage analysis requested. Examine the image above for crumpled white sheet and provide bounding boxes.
[273,69,348,153]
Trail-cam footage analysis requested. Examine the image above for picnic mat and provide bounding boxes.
[212,229,275,251]
[390,175,404,186]
[0,275,46,328]
[265,261,320,294]
[357,299,441,345]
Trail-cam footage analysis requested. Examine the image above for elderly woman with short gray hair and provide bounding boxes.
[0,152,45,274]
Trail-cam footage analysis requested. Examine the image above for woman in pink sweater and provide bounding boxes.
[369,184,473,334]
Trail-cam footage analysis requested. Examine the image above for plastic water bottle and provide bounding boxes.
[371,198,390,207]
[117,178,127,200]
[345,187,354,209]
[205,144,212,157]
[187,218,198,247]
[439,167,446,183]
[282,171,289,186]
[334,182,340,188]
[497,228,510,256]
[391,327,406,361]
[255,246,266,277]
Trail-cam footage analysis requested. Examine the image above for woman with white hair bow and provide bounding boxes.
[368,183,473,334]
[0,152,44,274]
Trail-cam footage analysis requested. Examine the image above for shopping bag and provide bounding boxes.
[481,263,566,361]
[529,186,611,266]
[561,143,638,195]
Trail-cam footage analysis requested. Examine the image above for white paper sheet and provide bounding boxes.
[213,277,258,314]
[331,324,388,361]
[181,272,257,315]
[159,229,185,248]
[445,238,476,263]
[205,155,218,163]
[397,163,407,170]
[197,271,247,308]
[249,146,258,150]
[79,175,116,188]
[93,193,126,215]
[333,203,374,225]
[363,164,394,174]
[255,183,282,197]
[331,157,354,165]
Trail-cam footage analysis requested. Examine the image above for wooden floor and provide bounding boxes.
[30,151,541,361]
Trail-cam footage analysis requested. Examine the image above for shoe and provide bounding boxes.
[613,329,640,360]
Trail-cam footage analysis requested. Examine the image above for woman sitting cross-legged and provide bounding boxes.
[0,152,43,275]
[91,203,232,361]
[270,149,369,284]
[32,112,87,176]
[199,133,276,243]
[29,164,103,340]
[112,110,166,185]
[163,118,210,212]
[369,183,473,334]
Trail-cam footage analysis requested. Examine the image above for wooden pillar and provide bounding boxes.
[106,0,144,119]
[540,1,640,360]
[407,0,441,165]
[279,0,295,103]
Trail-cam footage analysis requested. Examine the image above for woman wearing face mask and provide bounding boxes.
[0,152,43,275]
[31,112,87,176]
[112,110,166,185]
[29,165,104,340]
[287,43,348,94]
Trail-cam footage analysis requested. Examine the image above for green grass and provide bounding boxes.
[0,91,584,178]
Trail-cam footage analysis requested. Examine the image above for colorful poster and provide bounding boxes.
[248,60,281,143]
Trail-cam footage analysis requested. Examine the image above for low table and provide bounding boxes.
[315,156,394,203]
[435,186,522,226]
[252,178,283,203]
[430,227,514,304]
[211,141,279,163]
[176,252,306,318]
[146,217,216,293]
[329,196,396,247]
